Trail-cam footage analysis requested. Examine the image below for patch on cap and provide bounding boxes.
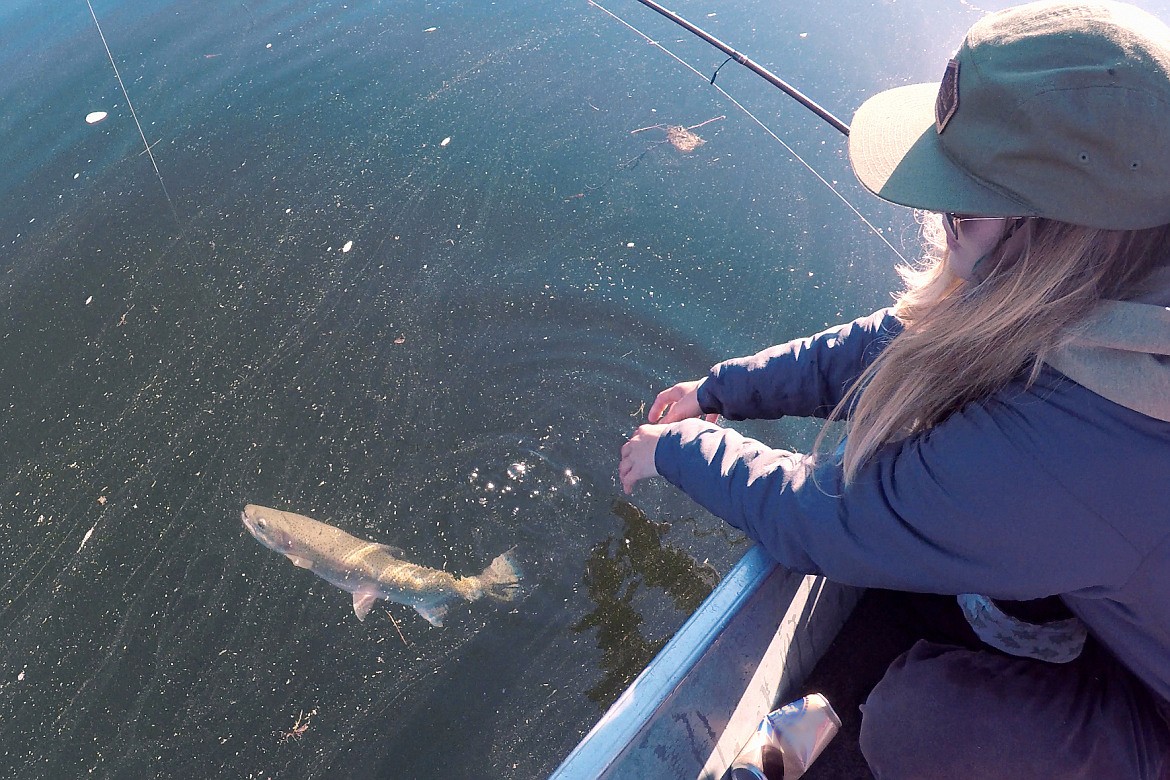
[935,59,959,133]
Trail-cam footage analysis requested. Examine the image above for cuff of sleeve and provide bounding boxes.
[696,377,721,416]
[653,418,720,487]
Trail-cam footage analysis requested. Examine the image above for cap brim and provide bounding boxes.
[848,83,1034,216]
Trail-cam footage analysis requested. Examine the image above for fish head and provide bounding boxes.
[241,504,304,555]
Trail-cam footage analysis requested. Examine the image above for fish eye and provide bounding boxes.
[257,519,267,529]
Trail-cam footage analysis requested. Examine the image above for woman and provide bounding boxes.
[619,2,1170,777]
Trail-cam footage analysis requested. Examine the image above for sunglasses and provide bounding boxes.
[942,212,1016,235]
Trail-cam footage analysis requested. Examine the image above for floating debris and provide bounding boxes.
[440,136,452,147]
[630,115,725,154]
[424,26,438,33]
[342,240,353,253]
[85,111,108,125]
[385,610,410,645]
[277,709,317,743]
[665,125,704,152]
[78,524,97,553]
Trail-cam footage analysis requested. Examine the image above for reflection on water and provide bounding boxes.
[0,0,942,774]
[574,500,720,708]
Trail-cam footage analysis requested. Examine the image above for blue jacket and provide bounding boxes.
[654,307,1170,704]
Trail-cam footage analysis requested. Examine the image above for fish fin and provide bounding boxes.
[479,549,526,603]
[352,592,379,622]
[285,554,314,569]
[478,548,524,603]
[415,603,448,627]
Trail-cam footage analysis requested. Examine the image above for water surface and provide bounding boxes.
[0,0,1100,776]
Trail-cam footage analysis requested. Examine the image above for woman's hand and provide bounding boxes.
[647,379,718,424]
[619,424,668,494]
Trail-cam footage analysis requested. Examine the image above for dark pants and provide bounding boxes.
[857,608,1170,779]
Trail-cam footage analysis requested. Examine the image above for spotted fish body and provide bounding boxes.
[241,504,522,626]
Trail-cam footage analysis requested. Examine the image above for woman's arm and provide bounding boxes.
[697,308,900,421]
[650,372,1142,599]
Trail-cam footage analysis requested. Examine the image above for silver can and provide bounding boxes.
[726,693,842,779]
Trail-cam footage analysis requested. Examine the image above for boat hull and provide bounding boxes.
[551,546,861,779]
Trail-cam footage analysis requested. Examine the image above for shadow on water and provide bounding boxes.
[574,499,720,709]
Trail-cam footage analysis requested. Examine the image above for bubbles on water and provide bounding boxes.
[463,446,588,518]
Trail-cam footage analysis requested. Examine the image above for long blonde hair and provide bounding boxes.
[824,215,1170,484]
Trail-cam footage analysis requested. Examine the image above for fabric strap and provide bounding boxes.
[957,593,1088,663]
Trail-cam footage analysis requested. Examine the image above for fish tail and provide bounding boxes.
[476,548,523,603]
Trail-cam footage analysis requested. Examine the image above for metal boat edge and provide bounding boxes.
[550,546,861,779]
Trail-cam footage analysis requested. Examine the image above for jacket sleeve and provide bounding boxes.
[654,380,1141,599]
[696,308,901,421]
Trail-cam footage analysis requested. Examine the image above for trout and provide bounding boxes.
[241,504,522,626]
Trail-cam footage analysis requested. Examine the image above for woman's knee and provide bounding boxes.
[858,641,963,779]
[857,640,1041,778]
[857,639,1169,779]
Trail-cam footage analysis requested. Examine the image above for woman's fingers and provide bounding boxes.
[649,380,703,423]
[647,387,684,423]
[619,424,664,493]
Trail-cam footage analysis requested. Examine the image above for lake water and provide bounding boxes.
[7,0,1159,777]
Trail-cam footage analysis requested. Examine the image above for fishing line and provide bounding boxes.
[588,0,907,264]
[632,0,851,136]
[85,0,180,221]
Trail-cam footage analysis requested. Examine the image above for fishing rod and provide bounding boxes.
[630,0,851,136]
[590,0,906,262]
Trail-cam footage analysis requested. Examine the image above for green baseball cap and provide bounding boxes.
[848,1,1170,229]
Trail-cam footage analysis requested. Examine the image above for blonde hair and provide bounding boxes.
[823,215,1170,484]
